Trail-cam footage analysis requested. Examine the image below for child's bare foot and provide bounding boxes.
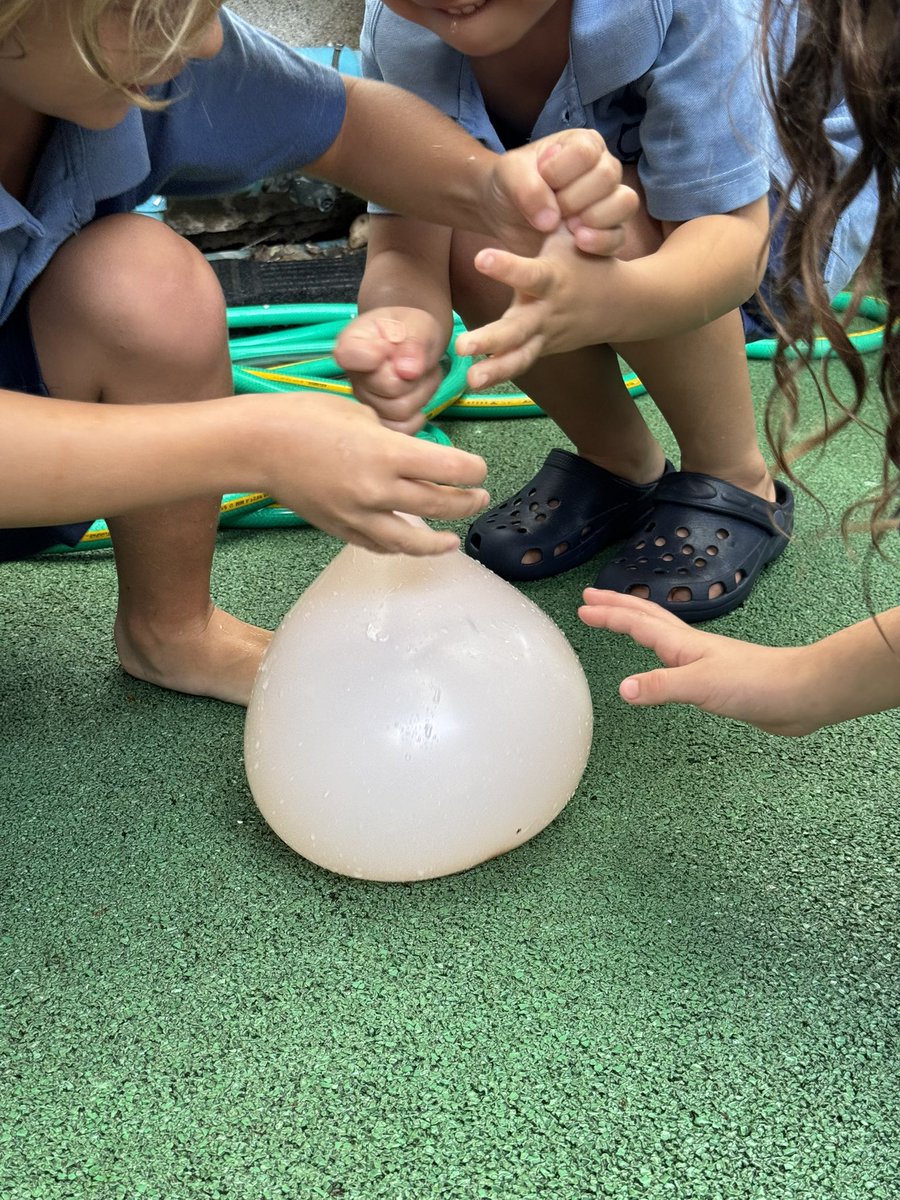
[114,605,273,705]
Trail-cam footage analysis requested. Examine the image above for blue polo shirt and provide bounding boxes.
[362,0,771,224]
[0,7,347,325]
[362,0,876,295]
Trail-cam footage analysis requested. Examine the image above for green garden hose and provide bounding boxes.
[44,292,890,551]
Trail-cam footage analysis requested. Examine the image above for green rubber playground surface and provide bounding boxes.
[1,341,898,1198]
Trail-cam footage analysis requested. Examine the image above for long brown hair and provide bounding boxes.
[761,0,899,545]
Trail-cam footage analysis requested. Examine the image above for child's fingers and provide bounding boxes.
[570,223,627,256]
[616,664,703,709]
[472,247,555,297]
[350,514,461,557]
[396,439,488,489]
[535,129,612,191]
[456,301,546,381]
[495,150,562,233]
[578,589,701,666]
[556,176,639,228]
[393,476,492,524]
[334,322,393,373]
[464,332,545,390]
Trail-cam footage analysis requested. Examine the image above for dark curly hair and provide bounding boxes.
[761,0,899,546]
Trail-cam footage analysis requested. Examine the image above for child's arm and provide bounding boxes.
[307,77,637,257]
[578,589,900,736]
[457,198,769,387]
[0,389,488,556]
[333,215,455,435]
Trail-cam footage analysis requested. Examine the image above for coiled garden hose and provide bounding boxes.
[44,292,890,551]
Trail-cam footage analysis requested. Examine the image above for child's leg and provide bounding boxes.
[451,226,672,578]
[453,230,664,481]
[454,170,790,617]
[28,214,270,705]
[615,310,774,501]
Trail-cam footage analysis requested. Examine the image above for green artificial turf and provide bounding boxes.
[1,350,898,1199]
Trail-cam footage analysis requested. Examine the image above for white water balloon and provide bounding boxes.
[245,536,593,881]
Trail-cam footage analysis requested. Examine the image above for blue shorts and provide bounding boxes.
[0,299,92,561]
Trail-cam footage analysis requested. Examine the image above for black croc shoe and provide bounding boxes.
[465,449,673,582]
[593,471,795,622]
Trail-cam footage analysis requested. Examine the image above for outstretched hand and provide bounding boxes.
[578,589,822,737]
[334,307,447,434]
[456,230,623,389]
[486,129,639,257]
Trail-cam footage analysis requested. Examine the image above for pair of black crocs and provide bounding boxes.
[465,448,794,622]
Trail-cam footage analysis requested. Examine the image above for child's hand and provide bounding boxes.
[578,589,822,737]
[334,307,447,435]
[261,391,489,555]
[456,230,621,389]
[486,129,639,257]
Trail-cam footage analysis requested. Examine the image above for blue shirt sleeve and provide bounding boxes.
[633,1,770,221]
[127,8,348,205]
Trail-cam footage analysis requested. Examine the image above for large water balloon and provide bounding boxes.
[245,536,594,881]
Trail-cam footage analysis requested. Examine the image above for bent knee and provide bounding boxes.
[449,229,510,327]
[33,213,227,365]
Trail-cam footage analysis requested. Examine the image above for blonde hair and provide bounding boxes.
[0,1,219,106]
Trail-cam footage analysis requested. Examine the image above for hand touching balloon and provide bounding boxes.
[260,391,489,556]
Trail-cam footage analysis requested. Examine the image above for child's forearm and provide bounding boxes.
[802,607,900,729]
[309,77,499,234]
[0,390,254,524]
[1,388,490,555]
[358,217,455,339]
[602,198,769,343]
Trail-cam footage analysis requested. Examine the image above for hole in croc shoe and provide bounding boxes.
[676,526,690,538]
[668,586,693,602]
[635,540,646,550]
[654,536,666,547]
[553,542,570,557]
[521,549,543,566]
[529,502,540,512]
[527,488,537,497]
[548,497,560,509]
[716,528,729,540]
[736,568,746,584]
[694,557,706,568]
[708,582,726,599]
[470,532,482,549]
[662,553,674,562]
[626,585,651,598]
[535,513,547,523]
[706,545,719,556]
[680,544,694,555]
[581,524,593,537]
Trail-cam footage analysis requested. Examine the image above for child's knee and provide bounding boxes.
[449,229,509,325]
[35,214,227,368]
